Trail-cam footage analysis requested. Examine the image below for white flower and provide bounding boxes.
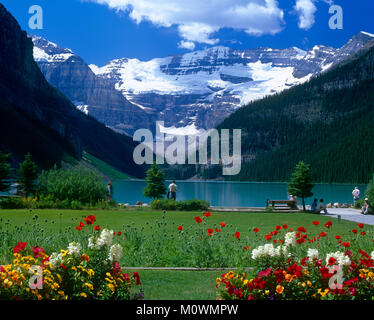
[49,252,63,269]
[108,244,123,262]
[88,229,114,250]
[307,248,319,260]
[326,251,351,267]
[284,232,296,247]
[97,228,114,247]
[251,244,288,260]
[67,242,82,257]
[371,251,374,260]
[88,236,100,250]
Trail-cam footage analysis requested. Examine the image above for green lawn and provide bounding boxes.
[128,270,221,300]
[0,208,371,300]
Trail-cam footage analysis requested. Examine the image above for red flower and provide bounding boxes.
[282,224,288,229]
[328,257,337,266]
[275,225,281,230]
[243,246,250,251]
[194,216,203,223]
[319,232,327,237]
[297,227,306,233]
[84,215,96,225]
[203,212,211,217]
[76,226,82,231]
[14,242,27,253]
[253,228,259,233]
[312,221,320,226]
[79,222,85,228]
[177,225,183,231]
[264,234,272,241]
[32,246,45,258]
[94,225,101,231]
[220,222,226,227]
[133,272,141,285]
[325,221,332,228]
[358,223,364,229]
[342,242,350,248]
[207,228,214,234]
[335,235,341,240]
[352,229,358,234]
[215,228,221,233]
[234,232,240,239]
[117,231,122,236]
[360,231,366,236]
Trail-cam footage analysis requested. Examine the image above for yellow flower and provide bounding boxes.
[80,292,87,298]
[265,290,270,296]
[84,283,94,290]
[58,290,65,296]
[317,289,329,297]
[307,281,312,287]
[243,279,249,285]
[276,285,284,294]
[107,283,115,292]
[87,269,95,277]
[37,294,43,300]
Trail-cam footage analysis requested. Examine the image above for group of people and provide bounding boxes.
[308,187,371,215]
[352,186,371,215]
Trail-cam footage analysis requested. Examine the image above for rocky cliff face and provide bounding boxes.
[32,31,374,136]
[0,3,145,177]
[32,36,154,135]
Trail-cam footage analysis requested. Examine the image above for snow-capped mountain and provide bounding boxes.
[32,32,374,135]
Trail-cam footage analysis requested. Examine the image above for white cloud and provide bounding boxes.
[178,40,195,50]
[83,0,285,49]
[294,0,317,30]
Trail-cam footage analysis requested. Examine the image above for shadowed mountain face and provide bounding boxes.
[32,32,374,135]
[0,3,145,177]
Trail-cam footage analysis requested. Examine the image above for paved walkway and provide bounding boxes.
[316,208,374,225]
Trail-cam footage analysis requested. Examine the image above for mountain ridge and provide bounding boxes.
[32,31,374,135]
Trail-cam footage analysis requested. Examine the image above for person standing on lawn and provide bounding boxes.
[168,180,178,201]
[317,199,328,215]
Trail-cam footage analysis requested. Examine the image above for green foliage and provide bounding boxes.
[17,153,38,197]
[150,198,210,211]
[288,161,314,211]
[143,163,167,200]
[37,165,106,204]
[365,174,374,204]
[0,197,25,209]
[0,151,12,192]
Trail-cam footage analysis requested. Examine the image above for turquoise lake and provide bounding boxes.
[112,180,367,207]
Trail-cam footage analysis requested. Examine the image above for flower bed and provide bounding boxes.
[216,223,374,300]
[0,215,143,300]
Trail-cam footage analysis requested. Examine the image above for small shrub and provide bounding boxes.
[150,198,209,211]
[0,197,26,209]
[151,199,178,211]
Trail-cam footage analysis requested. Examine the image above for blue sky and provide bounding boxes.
[2,0,374,66]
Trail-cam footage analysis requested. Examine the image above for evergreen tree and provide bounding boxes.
[288,161,314,211]
[143,163,167,200]
[17,153,38,198]
[0,151,12,192]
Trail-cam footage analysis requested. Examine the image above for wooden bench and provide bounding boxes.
[266,199,297,210]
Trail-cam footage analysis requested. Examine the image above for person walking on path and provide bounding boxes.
[352,186,360,206]
[106,180,113,202]
[362,198,371,215]
[168,180,178,201]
